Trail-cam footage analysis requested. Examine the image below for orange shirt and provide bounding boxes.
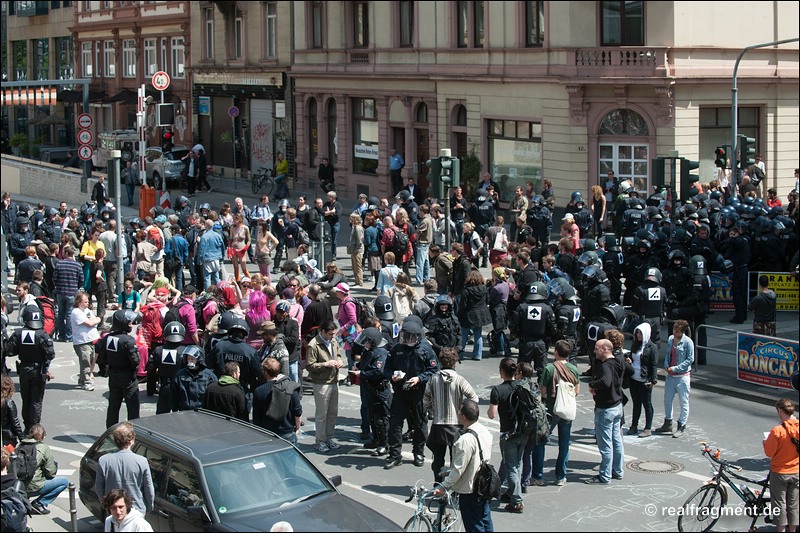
[763,417,799,475]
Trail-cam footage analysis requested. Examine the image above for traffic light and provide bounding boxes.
[651,157,666,189]
[426,157,442,198]
[161,129,174,152]
[440,157,453,194]
[679,158,700,202]
[714,147,727,168]
[739,135,756,167]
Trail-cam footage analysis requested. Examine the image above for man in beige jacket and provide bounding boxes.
[305,320,344,453]
[433,399,494,532]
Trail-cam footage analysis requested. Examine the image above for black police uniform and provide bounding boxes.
[526,204,552,246]
[4,324,55,432]
[379,318,401,350]
[663,264,693,316]
[208,336,261,410]
[97,329,140,428]
[360,345,391,452]
[672,267,712,366]
[602,246,624,305]
[467,196,495,265]
[150,342,187,414]
[382,339,439,464]
[554,300,581,364]
[584,317,617,374]
[622,248,654,306]
[631,280,667,348]
[721,234,751,323]
[424,312,461,356]
[510,297,556,375]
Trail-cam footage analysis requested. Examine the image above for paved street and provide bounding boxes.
[5,180,797,532]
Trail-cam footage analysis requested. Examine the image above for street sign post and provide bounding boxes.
[78,145,93,161]
[77,129,93,145]
[152,71,171,91]
[78,113,93,129]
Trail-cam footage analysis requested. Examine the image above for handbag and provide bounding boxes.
[552,362,577,421]
[492,228,508,252]
[466,429,501,501]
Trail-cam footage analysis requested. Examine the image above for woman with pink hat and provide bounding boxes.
[332,282,361,383]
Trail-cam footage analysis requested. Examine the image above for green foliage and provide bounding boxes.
[460,146,482,200]
[9,132,28,147]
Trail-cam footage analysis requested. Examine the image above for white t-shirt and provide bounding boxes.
[71,307,100,345]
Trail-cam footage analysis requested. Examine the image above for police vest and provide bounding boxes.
[519,302,549,339]
[558,304,581,337]
[475,203,493,224]
[636,283,665,317]
[154,343,185,381]
[623,210,644,236]
[585,320,614,353]
[15,329,48,367]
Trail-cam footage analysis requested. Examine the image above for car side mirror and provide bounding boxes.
[328,474,342,487]
[187,504,211,523]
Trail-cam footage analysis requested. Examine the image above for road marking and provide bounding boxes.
[676,470,714,482]
[57,469,75,476]
[342,481,416,509]
[49,445,89,458]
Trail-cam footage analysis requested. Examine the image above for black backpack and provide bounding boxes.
[508,378,550,443]
[346,297,375,326]
[392,228,410,258]
[466,429,502,501]
[1,486,31,533]
[163,299,191,328]
[575,208,593,235]
[13,442,38,482]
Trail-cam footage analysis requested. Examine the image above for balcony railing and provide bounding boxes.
[575,47,658,68]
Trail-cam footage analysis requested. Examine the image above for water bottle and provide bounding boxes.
[740,484,756,504]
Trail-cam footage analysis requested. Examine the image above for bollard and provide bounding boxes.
[68,482,78,532]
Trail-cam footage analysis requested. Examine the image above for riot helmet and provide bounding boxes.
[354,327,387,350]
[374,295,395,321]
[22,305,44,330]
[163,321,186,343]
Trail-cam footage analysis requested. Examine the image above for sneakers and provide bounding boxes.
[653,420,673,434]
[612,473,624,480]
[530,479,544,487]
[326,439,342,450]
[584,476,609,485]
[504,503,524,513]
[639,429,652,438]
[371,446,387,457]
[555,478,567,486]
[315,442,330,453]
[30,500,50,515]
[384,457,402,470]
[673,425,685,438]
[81,383,95,391]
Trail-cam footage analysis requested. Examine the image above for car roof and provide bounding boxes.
[130,410,292,463]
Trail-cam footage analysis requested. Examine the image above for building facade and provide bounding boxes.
[290,1,799,204]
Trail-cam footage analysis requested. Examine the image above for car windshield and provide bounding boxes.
[203,449,333,516]
[167,149,189,162]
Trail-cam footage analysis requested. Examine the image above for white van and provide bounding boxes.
[92,130,139,169]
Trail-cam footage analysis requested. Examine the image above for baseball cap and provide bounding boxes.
[562,213,575,221]
[332,282,350,296]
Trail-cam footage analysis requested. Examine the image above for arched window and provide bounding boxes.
[308,98,318,165]
[598,108,648,136]
[415,102,428,124]
[598,108,650,194]
[455,105,467,127]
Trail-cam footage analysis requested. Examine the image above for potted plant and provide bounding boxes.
[9,132,28,156]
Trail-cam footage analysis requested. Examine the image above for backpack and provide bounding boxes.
[508,378,550,443]
[141,303,165,346]
[163,300,191,330]
[296,224,311,247]
[0,486,31,533]
[466,429,502,501]
[574,208,593,236]
[346,297,375,326]
[147,226,164,250]
[193,293,213,331]
[13,442,38,482]
[392,227,409,258]
[34,295,56,337]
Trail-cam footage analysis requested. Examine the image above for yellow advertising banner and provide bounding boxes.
[757,272,799,311]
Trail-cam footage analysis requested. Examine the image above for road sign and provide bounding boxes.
[121,149,133,162]
[78,113,93,129]
[152,70,171,91]
[228,106,240,118]
[78,145,94,161]
[77,129,93,145]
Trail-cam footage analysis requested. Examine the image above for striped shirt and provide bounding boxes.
[52,257,84,297]
[423,369,479,426]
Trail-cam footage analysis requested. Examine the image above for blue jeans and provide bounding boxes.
[288,361,299,383]
[415,243,430,285]
[500,435,526,504]
[459,492,494,532]
[56,293,74,341]
[172,264,184,291]
[664,374,691,426]
[328,221,340,259]
[594,403,624,483]
[275,173,289,199]
[461,327,484,360]
[126,183,136,206]
[527,415,573,483]
[203,263,220,289]
[29,476,69,506]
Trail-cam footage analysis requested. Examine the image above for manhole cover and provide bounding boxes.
[627,460,684,474]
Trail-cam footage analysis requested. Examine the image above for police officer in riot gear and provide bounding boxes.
[584,304,627,376]
[150,321,187,414]
[41,208,62,246]
[383,316,439,470]
[203,311,236,368]
[208,317,261,411]
[355,327,391,457]
[98,310,141,428]
[175,196,192,229]
[623,240,655,306]
[509,282,556,375]
[374,295,400,349]
[467,191,495,268]
[602,235,624,304]
[548,278,581,365]
[526,195,552,246]
[423,295,461,356]
[671,255,712,365]
[663,249,693,318]
[3,305,55,433]
[631,267,667,348]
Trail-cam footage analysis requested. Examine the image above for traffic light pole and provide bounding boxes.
[444,187,452,251]
[731,37,798,196]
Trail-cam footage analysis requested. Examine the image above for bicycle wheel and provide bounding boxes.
[677,484,726,533]
[251,175,261,195]
[263,177,275,197]
[403,514,433,532]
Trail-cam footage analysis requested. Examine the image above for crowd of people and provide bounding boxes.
[1,162,798,531]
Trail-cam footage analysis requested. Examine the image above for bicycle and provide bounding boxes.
[251,167,275,196]
[676,442,772,533]
[403,480,462,532]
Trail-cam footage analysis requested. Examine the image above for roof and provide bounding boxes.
[131,410,289,463]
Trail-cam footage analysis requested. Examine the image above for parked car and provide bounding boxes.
[78,410,400,532]
[144,145,189,188]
